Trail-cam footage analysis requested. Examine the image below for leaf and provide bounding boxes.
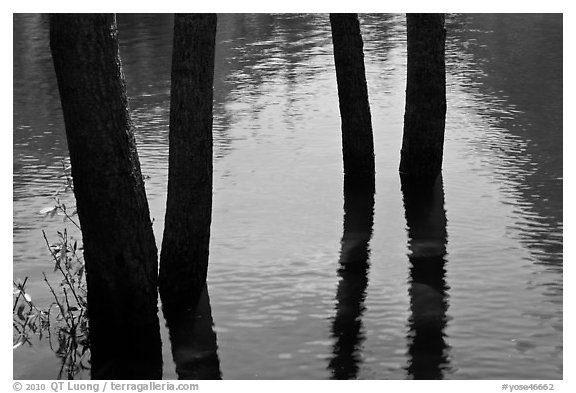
[17,304,26,321]
[40,206,57,215]
[24,293,32,303]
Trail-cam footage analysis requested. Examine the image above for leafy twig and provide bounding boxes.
[13,277,29,312]
[43,272,71,330]
[42,230,81,306]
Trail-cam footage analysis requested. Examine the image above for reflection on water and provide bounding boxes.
[446,14,562,271]
[328,175,375,379]
[13,14,562,379]
[163,285,222,380]
[402,175,450,379]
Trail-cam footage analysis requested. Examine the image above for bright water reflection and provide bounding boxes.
[13,13,562,379]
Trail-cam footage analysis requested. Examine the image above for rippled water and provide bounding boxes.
[13,13,562,379]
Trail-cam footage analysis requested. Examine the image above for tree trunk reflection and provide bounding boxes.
[328,175,375,379]
[401,175,451,379]
[163,284,222,379]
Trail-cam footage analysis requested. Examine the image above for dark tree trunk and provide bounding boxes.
[49,14,161,379]
[400,13,447,184]
[330,13,375,179]
[401,175,450,379]
[160,14,217,308]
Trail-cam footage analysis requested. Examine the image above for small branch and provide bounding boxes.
[56,199,81,231]
[42,230,81,306]
[43,272,71,329]
[13,276,29,312]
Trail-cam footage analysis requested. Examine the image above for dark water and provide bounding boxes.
[13,13,562,379]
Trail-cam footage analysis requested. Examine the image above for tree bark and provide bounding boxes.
[49,14,162,379]
[330,13,375,180]
[400,13,447,183]
[160,14,217,308]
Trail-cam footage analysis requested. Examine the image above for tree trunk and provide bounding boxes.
[330,13,375,179]
[49,14,161,379]
[400,13,446,183]
[160,14,217,308]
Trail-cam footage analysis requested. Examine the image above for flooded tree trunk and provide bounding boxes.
[400,14,447,183]
[330,13,375,179]
[160,14,217,308]
[49,14,162,379]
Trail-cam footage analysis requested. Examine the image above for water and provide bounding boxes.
[12,13,562,379]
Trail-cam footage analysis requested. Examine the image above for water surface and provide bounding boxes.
[13,13,562,379]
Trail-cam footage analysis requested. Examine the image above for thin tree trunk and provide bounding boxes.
[160,14,217,308]
[49,14,161,379]
[330,13,375,179]
[400,13,447,183]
